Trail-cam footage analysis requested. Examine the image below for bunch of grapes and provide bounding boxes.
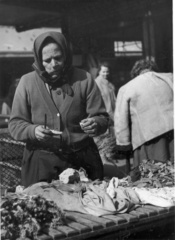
[1,195,65,240]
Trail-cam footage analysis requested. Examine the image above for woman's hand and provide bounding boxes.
[34,125,53,141]
[80,118,98,137]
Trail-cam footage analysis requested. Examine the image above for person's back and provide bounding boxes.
[115,71,173,149]
[114,59,174,167]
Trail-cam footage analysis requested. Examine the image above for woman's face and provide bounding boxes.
[99,66,110,80]
[42,42,65,81]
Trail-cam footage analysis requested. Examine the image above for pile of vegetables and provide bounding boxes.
[1,194,65,240]
[119,160,174,188]
[138,160,174,187]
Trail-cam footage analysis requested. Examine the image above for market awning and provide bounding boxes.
[0,0,171,35]
[0,26,61,57]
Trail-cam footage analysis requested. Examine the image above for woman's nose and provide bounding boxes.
[51,59,58,66]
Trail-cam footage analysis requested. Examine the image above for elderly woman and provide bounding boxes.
[9,32,108,187]
[114,59,174,167]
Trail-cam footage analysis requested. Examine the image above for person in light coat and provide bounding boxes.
[95,61,116,123]
[114,59,173,167]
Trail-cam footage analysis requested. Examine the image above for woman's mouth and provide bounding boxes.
[50,71,60,78]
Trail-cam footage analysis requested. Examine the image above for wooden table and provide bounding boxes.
[36,205,175,240]
[1,129,174,239]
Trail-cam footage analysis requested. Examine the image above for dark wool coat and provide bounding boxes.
[9,32,108,187]
[9,68,108,144]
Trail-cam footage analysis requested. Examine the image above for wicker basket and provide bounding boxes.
[0,129,25,188]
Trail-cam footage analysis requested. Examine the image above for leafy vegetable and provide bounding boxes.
[1,194,65,240]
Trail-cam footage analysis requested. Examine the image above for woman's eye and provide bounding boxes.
[44,59,51,63]
[54,57,61,62]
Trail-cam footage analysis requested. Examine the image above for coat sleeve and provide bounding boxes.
[81,73,109,135]
[114,87,132,151]
[8,77,37,141]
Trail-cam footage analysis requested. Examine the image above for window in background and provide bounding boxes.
[114,41,143,57]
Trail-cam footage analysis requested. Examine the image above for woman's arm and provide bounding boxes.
[114,87,132,149]
[8,77,37,141]
[81,73,109,136]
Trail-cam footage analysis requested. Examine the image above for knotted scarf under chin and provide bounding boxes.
[41,70,74,97]
[52,82,74,97]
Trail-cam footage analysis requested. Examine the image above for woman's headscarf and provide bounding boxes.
[32,31,73,86]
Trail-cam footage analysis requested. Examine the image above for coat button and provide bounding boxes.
[56,89,62,95]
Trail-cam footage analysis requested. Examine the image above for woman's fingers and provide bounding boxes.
[35,125,52,141]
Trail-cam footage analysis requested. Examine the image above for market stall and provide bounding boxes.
[0,129,175,240]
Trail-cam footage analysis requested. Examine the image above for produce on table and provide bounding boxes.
[1,194,65,240]
[1,159,174,239]
[59,168,89,184]
[119,159,174,188]
[59,168,80,184]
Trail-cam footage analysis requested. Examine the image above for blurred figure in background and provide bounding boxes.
[114,59,174,168]
[0,78,20,115]
[94,61,118,176]
[95,61,116,128]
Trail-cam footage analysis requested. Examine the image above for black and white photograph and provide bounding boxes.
[0,0,174,239]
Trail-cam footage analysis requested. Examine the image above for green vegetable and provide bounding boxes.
[0,195,65,240]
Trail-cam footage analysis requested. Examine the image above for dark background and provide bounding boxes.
[0,0,173,97]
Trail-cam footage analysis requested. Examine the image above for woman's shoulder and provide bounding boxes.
[20,71,36,82]
[73,67,91,78]
[17,71,37,91]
